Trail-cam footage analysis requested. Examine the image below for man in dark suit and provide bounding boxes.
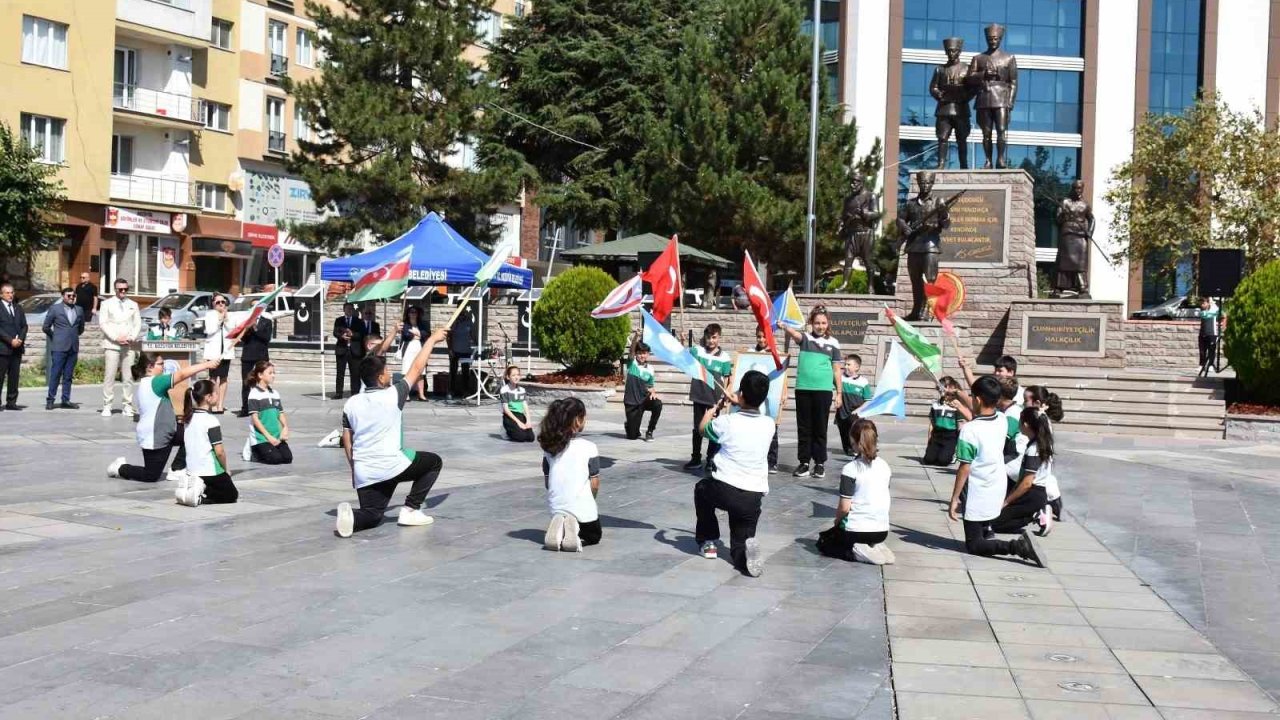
[0,282,28,410]
[236,314,274,417]
[332,303,364,398]
[42,287,85,410]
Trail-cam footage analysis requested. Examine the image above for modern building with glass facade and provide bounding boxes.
[828,0,1280,311]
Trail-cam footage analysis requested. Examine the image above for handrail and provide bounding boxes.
[113,82,202,123]
[109,173,197,206]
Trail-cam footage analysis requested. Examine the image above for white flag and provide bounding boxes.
[855,341,922,418]
[591,275,644,319]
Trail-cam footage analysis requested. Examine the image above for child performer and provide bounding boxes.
[835,355,872,456]
[146,308,180,340]
[500,365,536,442]
[246,360,293,465]
[959,353,1024,415]
[176,379,239,506]
[817,418,895,565]
[695,370,775,577]
[997,377,1023,482]
[989,407,1057,536]
[754,328,785,474]
[781,306,842,479]
[539,397,601,551]
[1024,385,1065,520]
[686,323,733,472]
[947,376,1046,567]
[923,376,970,466]
[623,331,662,441]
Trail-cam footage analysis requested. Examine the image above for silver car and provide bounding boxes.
[18,293,63,328]
[139,291,219,338]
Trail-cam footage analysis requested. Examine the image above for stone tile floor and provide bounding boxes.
[0,382,1276,718]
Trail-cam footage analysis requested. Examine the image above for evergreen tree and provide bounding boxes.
[483,0,697,235]
[286,0,515,253]
[640,0,881,273]
[0,122,66,268]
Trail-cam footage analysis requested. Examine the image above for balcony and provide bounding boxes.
[110,173,197,207]
[113,82,204,129]
[269,53,288,79]
[267,130,287,155]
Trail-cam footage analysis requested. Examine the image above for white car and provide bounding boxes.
[228,290,295,320]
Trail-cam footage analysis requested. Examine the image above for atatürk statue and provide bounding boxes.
[896,171,951,320]
[838,175,882,292]
[1053,180,1094,298]
[930,37,974,169]
[967,23,1018,169]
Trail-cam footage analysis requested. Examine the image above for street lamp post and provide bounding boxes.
[803,0,821,293]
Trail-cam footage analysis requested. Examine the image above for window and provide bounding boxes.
[294,103,312,142]
[903,0,1084,57]
[111,135,134,174]
[268,20,287,56]
[266,97,286,152]
[210,18,233,50]
[475,10,501,46]
[198,183,228,212]
[1149,0,1204,117]
[296,28,314,67]
[20,113,65,164]
[22,16,68,69]
[204,101,231,131]
[514,0,526,18]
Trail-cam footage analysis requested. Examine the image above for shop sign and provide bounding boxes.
[105,206,171,234]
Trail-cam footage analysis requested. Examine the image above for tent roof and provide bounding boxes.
[562,233,732,269]
[319,212,531,289]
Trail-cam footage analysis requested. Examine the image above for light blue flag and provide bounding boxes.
[855,341,921,418]
[640,309,712,388]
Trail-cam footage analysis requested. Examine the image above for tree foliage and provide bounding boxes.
[285,0,516,253]
[0,121,65,267]
[1224,259,1280,404]
[1105,96,1280,285]
[532,266,630,371]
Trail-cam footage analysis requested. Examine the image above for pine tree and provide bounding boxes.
[640,0,881,273]
[286,0,515,252]
[483,0,697,235]
[0,122,66,268]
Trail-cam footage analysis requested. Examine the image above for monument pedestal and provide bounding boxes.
[1006,298,1125,368]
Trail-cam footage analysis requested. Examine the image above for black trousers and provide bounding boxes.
[691,403,720,461]
[1199,334,1217,369]
[624,398,662,439]
[251,441,293,465]
[335,352,360,397]
[0,352,20,405]
[923,429,959,466]
[795,390,832,464]
[503,412,536,442]
[694,477,763,571]
[962,519,1017,557]
[449,352,471,396]
[578,519,603,547]
[120,441,187,482]
[353,451,442,532]
[238,359,260,412]
[817,526,888,561]
[201,472,239,504]
[835,413,855,454]
[990,485,1048,534]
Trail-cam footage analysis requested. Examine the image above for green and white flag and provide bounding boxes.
[885,307,942,377]
[475,236,518,290]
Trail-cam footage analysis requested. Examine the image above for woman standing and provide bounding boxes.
[781,306,842,479]
[246,360,293,465]
[399,305,430,401]
[201,293,236,413]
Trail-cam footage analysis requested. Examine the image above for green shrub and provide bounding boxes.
[533,267,631,371]
[820,270,868,294]
[1224,259,1280,404]
[20,357,106,387]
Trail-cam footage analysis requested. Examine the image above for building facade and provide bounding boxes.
[827,0,1280,311]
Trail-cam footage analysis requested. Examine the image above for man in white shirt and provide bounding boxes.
[99,279,142,417]
[694,370,776,577]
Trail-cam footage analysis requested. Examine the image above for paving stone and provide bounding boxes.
[889,638,1007,668]
[1022,700,1161,719]
[990,621,1106,648]
[886,614,996,642]
[890,662,1019,697]
[555,645,693,695]
[885,596,987,620]
[1132,676,1280,713]
[1113,649,1250,681]
[896,691,1030,720]
[1078,607,1193,631]
[999,643,1127,674]
[1011,668,1149,704]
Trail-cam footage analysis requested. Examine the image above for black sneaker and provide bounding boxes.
[793,462,810,478]
[1014,530,1048,568]
[683,457,703,471]
[812,464,826,479]
[644,430,654,442]
[768,464,779,475]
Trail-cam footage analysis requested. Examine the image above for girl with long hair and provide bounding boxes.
[818,419,895,565]
[1023,385,1064,519]
[538,397,601,552]
[781,305,843,479]
[989,407,1056,536]
[246,360,292,465]
[399,305,430,400]
[176,379,238,506]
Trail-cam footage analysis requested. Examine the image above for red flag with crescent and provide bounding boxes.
[743,250,782,369]
[643,236,682,324]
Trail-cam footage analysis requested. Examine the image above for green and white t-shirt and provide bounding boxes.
[342,380,416,489]
[929,400,960,433]
[134,374,177,450]
[500,382,527,416]
[795,334,841,392]
[624,359,656,406]
[839,456,892,533]
[1200,304,1221,337]
[837,375,872,419]
[954,412,1009,522]
[999,406,1021,464]
[145,324,179,341]
[689,346,732,406]
[247,385,285,446]
[184,409,225,477]
[1019,443,1061,501]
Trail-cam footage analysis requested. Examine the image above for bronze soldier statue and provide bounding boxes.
[967,24,1018,169]
[930,37,974,169]
[896,171,951,320]
[1052,180,1094,298]
[838,176,882,292]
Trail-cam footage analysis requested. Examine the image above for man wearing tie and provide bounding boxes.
[0,283,28,410]
[332,303,365,399]
[42,287,85,410]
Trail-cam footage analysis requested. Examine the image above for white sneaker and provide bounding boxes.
[853,543,886,565]
[544,513,567,551]
[743,538,764,577]
[880,545,897,565]
[101,406,112,417]
[106,457,125,478]
[241,437,253,462]
[1036,505,1055,537]
[122,406,136,418]
[335,502,354,538]
[562,514,583,552]
[397,507,434,527]
[173,473,205,507]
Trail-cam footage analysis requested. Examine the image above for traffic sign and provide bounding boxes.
[267,243,285,268]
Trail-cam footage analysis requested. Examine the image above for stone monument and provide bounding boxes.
[1052,179,1094,298]
[930,37,974,169]
[837,175,882,292]
[967,24,1018,169]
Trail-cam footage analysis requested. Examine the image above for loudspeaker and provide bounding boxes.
[1198,249,1245,297]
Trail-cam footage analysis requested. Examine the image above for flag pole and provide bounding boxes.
[673,235,687,333]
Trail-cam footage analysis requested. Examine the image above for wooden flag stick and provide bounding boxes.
[673,236,687,333]
[443,285,478,330]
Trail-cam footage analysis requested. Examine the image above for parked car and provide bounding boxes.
[228,289,294,320]
[18,293,63,329]
[140,291,219,338]
[1130,295,1200,320]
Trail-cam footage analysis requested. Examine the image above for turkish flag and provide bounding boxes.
[643,235,682,324]
[743,250,782,369]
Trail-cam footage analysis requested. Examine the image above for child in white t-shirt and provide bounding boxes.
[818,418,895,565]
[539,397,601,552]
[989,407,1057,536]
[948,376,1046,567]
[1024,385,1065,521]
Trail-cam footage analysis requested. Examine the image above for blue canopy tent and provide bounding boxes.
[317,212,532,403]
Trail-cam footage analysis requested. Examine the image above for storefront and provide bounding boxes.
[242,223,318,290]
[100,206,183,298]
[189,215,248,294]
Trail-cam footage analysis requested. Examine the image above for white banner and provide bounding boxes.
[105,206,171,234]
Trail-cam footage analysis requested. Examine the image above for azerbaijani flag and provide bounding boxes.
[474,236,518,290]
[641,309,712,388]
[227,284,287,339]
[771,284,804,331]
[347,246,412,303]
[885,307,942,378]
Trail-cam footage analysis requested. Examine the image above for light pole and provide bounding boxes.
[803,0,821,293]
